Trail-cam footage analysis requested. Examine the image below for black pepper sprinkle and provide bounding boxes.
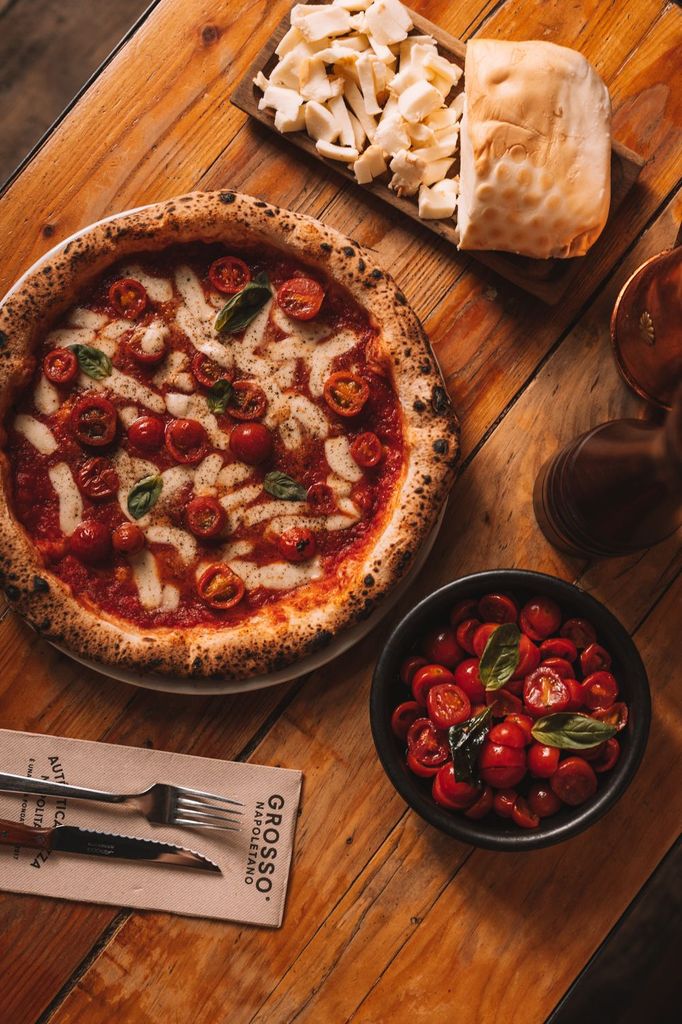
[343,246,354,257]
[33,576,50,593]
[371,269,383,279]
[413,399,426,412]
[219,192,236,204]
[320,242,332,252]
[4,585,20,600]
[433,439,448,455]
[364,574,375,587]
[432,385,450,415]
[358,258,366,272]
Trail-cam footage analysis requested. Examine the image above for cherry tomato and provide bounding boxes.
[505,678,525,697]
[230,380,267,420]
[512,796,540,829]
[323,371,370,417]
[390,701,421,741]
[582,741,606,762]
[278,527,317,563]
[582,671,618,710]
[124,326,167,366]
[432,764,480,809]
[197,564,245,610]
[472,622,499,657]
[426,683,471,729]
[109,278,148,319]
[566,678,586,711]
[581,643,612,675]
[185,496,227,540]
[406,718,449,768]
[560,617,597,650]
[209,256,251,295]
[111,522,145,554]
[592,737,620,773]
[165,418,208,464]
[407,750,441,778]
[455,618,481,656]
[512,634,541,679]
[76,457,119,501]
[485,688,523,718]
[128,415,165,452]
[591,702,628,732]
[229,422,273,465]
[449,599,478,628]
[504,713,534,744]
[277,276,325,320]
[527,782,562,818]
[464,784,493,819]
[519,596,562,641]
[478,593,518,624]
[523,666,570,717]
[400,655,428,687]
[68,520,111,563]
[351,482,375,513]
[493,789,517,818]
[350,431,383,468]
[191,352,231,388]
[411,664,455,706]
[71,394,117,447]
[479,740,526,788]
[540,636,578,662]
[422,626,462,668]
[453,659,485,703]
[541,656,574,680]
[489,721,527,749]
[306,482,335,515]
[527,742,560,778]
[43,348,78,385]
[550,757,597,806]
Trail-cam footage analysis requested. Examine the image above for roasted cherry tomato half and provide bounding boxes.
[406,718,449,768]
[560,617,597,650]
[566,678,586,711]
[197,564,245,610]
[453,659,485,703]
[421,626,462,668]
[449,599,479,628]
[185,496,227,540]
[76,457,119,501]
[523,666,570,717]
[278,527,317,563]
[426,683,471,729]
[127,415,165,452]
[165,418,208,464]
[540,636,578,662]
[411,664,455,706]
[191,352,231,389]
[472,622,499,658]
[350,431,383,468]
[464,784,493,820]
[43,348,78,386]
[512,634,541,679]
[527,781,562,818]
[591,702,628,732]
[492,788,517,818]
[511,795,540,829]
[477,593,518,624]
[71,394,118,447]
[432,764,480,810]
[455,618,482,656]
[68,520,111,563]
[479,740,526,789]
[407,751,441,778]
[124,325,167,366]
[390,701,421,741]
[489,721,527,749]
[109,278,148,319]
[323,371,370,418]
[306,482,336,515]
[400,655,428,687]
[580,643,612,675]
[527,742,560,778]
[229,380,267,421]
[582,671,618,710]
[519,595,562,641]
[208,256,251,295]
[540,656,574,680]
[351,482,375,513]
[276,276,325,320]
[229,422,273,465]
[111,522,145,554]
[504,713,534,744]
[592,737,620,773]
[550,757,597,806]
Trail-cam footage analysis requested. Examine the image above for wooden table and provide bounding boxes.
[0,1,680,1021]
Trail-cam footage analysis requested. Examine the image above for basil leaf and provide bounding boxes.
[206,379,233,414]
[69,344,112,380]
[127,474,163,520]
[448,706,494,784]
[214,272,271,334]
[480,622,521,691]
[263,471,307,502]
[531,713,618,750]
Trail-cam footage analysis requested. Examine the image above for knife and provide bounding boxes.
[0,819,221,873]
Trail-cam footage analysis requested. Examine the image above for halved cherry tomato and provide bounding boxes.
[422,626,462,668]
[582,671,618,710]
[456,618,481,656]
[592,737,620,773]
[71,394,117,447]
[560,617,597,650]
[68,520,111,563]
[506,678,525,697]
[197,564,245,610]
[550,757,597,806]
[278,527,317,563]
[209,256,251,295]
[540,636,578,662]
[76,457,119,500]
[400,655,428,687]
[519,596,562,641]
[411,664,455,706]
[485,688,523,718]
[43,348,78,385]
[406,718,449,768]
[406,751,440,777]
[165,418,207,464]
[124,325,167,366]
[426,683,471,729]
[350,431,383,468]
[527,742,560,778]
[111,522,145,554]
[453,659,485,703]
[489,721,527,749]
[390,701,421,741]
[581,643,613,675]
[127,415,165,452]
[185,496,227,539]
[512,796,540,829]
[191,352,231,388]
[230,380,267,420]
[323,371,370,417]
[492,788,517,818]
[566,678,586,711]
[478,593,518,624]
[433,764,480,809]
[479,740,526,788]
[277,276,325,320]
[591,702,628,732]
[523,666,570,717]
[351,482,375,513]
[504,713,534,744]
[527,782,562,818]
[229,422,272,465]
[449,599,478,628]
[464,784,493,819]
[512,633,541,679]
[109,278,148,319]
[472,622,499,657]
[541,656,574,680]
[306,482,335,515]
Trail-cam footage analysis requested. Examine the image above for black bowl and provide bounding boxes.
[370,569,651,851]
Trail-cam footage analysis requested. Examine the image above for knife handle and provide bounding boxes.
[0,819,54,851]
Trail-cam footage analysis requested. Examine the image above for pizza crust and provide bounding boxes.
[0,191,459,680]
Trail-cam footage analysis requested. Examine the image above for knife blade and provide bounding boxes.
[0,818,221,873]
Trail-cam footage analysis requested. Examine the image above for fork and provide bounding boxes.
[0,772,243,832]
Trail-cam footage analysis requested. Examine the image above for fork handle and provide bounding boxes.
[0,772,126,804]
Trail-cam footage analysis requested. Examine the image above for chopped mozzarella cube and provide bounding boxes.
[275,25,305,57]
[343,79,378,140]
[271,52,305,90]
[399,36,438,66]
[425,107,459,131]
[301,57,336,101]
[348,109,367,150]
[374,113,410,154]
[353,144,387,183]
[413,129,459,162]
[418,182,458,219]
[356,53,382,115]
[328,93,356,146]
[315,43,361,64]
[305,100,340,142]
[333,0,371,10]
[253,70,269,91]
[449,92,465,120]
[408,122,436,147]
[388,149,425,196]
[364,0,413,46]
[259,85,303,120]
[316,139,359,162]
[421,157,455,186]
[294,6,352,41]
[432,177,459,197]
[366,34,395,63]
[398,81,442,124]
[341,33,372,50]
[389,64,423,95]
[430,73,456,99]
[275,107,306,133]
[424,53,463,88]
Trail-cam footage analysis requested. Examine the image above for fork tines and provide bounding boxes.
[174,788,244,831]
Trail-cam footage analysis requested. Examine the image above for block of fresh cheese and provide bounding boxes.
[457,39,612,259]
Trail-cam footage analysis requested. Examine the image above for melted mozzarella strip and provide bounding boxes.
[13,415,57,454]
[47,326,95,349]
[325,436,363,481]
[81,368,166,414]
[227,557,323,591]
[48,463,83,534]
[69,308,108,330]
[112,450,158,523]
[175,266,234,371]
[161,585,180,611]
[119,406,139,428]
[271,302,332,343]
[34,376,60,415]
[309,331,359,396]
[219,483,263,514]
[217,463,253,489]
[120,265,174,303]
[129,550,162,609]
[154,350,191,390]
[146,526,197,563]
[136,320,169,356]
[268,513,358,534]
[240,500,309,528]
[164,393,228,449]
[194,454,225,496]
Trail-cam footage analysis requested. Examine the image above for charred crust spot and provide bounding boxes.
[309,629,333,652]
[343,246,355,258]
[431,386,450,415]
[422,474,432,484]
[403,347,412,357]
[371,269,383,279]
[0,330,7,349]
[413,399,426,412]
[254,201,267,208]
[415,487,424,495]
[320,242,332,252]
[433,439,449,455]
[397,550,412,572]
[265,209,275,217]
[38,618,52,631]
[191,656,203,672]
[396,292,407,305]
[219,192,236,204]
[358,258,366,272]
[364,574,374,587]
[4,584,20,600]
[32,575,49,593]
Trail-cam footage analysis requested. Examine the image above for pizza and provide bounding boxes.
[0,191,458,679]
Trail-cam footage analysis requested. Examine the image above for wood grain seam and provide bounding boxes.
[465,0,510,38]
